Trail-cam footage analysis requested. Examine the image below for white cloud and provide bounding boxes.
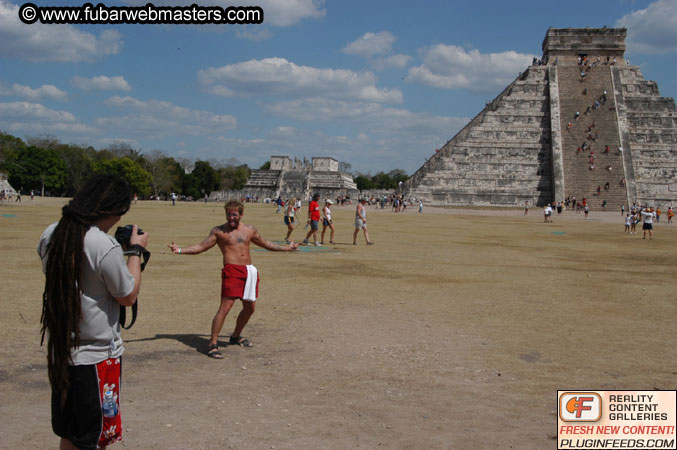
[0,82,68,101]
[616,0,677,54]
[257,0,326,27]
[197,57,403,103]
[99,95,237,138]
[0,101,96,134]
[343,31,411,71]
[200,97,469,172]
[343,31,397,58]
[72,75,132,92]
[0,0,122,62]
[264,98,467,135]
[371,54,412,71]
[407,44,534,92]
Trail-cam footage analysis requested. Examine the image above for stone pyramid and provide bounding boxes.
[405,28,677,210]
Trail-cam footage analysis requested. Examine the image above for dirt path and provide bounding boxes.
[0,199,674,449]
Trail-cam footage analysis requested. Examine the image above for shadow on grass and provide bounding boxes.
[126,333,233,356]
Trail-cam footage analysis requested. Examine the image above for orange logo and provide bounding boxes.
[559,392,602,422]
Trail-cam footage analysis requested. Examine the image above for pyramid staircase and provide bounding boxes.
[557,64,628,210]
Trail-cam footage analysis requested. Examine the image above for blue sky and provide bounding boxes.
[1,0,676,174]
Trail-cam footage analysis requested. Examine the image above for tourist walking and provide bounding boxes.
[284,198,296,242]
[303,193,321,246]
[320,199,335,244]
[353,198,374,245]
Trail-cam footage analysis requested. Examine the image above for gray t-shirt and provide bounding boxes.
[38,223,135,365]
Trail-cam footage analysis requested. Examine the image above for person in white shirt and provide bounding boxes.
[624,214,631,233]
[544,205,552,223]
[320,199,335,244]
[38,174,148,450]
[641,207,656,239]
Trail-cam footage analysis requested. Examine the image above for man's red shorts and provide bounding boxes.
[221,264,259,300]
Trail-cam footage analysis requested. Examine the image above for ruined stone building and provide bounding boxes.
[406,28,677,210]
[0,173,17,195]
[241,156,358,201]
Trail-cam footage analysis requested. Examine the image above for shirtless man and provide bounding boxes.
[169,199,299,359]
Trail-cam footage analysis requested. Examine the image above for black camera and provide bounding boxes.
[114,225,150,271]
[114,225,144,249]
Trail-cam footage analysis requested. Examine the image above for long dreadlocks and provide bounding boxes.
[40,174,132,398]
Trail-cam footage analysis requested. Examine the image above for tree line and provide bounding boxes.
[0,132,251,199]
[353,168,408,191]
[0,131,411,198]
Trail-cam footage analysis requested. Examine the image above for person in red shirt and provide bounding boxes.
[303,193,321,246]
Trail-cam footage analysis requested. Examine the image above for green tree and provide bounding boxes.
[372,171,394,189]
[55,144,94,195]
[354,174,375,190]
[26,134,60,150]
[93,157,153,197]
[218,164,250,191]
[107,142,144,163]
[388,169,408,188]
[0,132,26,172]
[142,151,183,198]
[191,160,219,196]
[180,173,200,199]
[259,161,271,170]
[8,146,66,195]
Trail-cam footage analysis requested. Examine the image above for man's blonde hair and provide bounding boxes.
[224,199,244,214]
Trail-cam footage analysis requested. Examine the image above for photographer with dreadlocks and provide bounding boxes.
[37,174,149,450]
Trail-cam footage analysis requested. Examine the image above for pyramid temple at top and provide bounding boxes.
[405,28,677,210]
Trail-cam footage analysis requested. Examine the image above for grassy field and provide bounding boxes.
[0,198,675,449]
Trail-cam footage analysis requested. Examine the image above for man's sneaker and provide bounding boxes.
[303,239,309,245]
[314,242,321,246]
[367,242,375,245]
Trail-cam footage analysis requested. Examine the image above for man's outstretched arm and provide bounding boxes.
[168,227,219,255]
[250,227,299,252]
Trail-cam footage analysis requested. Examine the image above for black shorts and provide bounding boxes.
[322,218,331,227]
[52,358,122,449]
[643,223,653,230]
[284,216,294,225]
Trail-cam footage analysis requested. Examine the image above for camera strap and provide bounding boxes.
[120,301,137,330]
[119,245,150,329]
[124,244,151,271]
